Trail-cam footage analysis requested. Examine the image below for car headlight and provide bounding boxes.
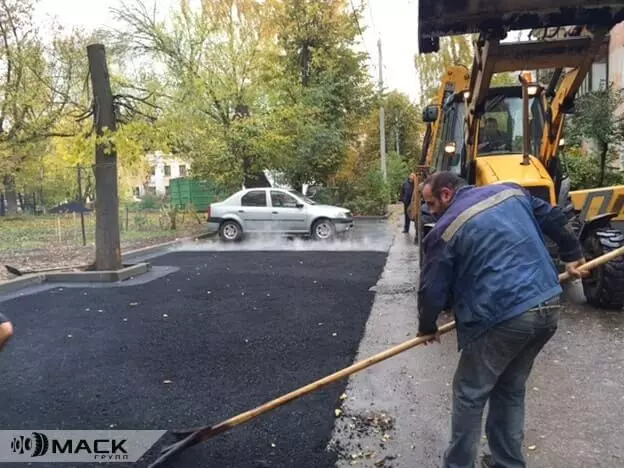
[337,211,352,219]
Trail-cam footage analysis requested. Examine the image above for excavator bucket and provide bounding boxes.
[418,0,624,53]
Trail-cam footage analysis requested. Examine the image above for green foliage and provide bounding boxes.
[0,0,411,222]
[136,193,163,210]
[360,92,424,169]
[348,168,390,216]
[266,0,375,189]
[565,84,624,186]
[563,147,624,190]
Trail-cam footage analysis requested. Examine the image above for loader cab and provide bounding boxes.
[430,87,546,171]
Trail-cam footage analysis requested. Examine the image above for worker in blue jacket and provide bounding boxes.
[416,171,587,468]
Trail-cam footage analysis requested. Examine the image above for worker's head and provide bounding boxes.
[422,171,465,216]
[408,172,416,182]
[483,117,499,137]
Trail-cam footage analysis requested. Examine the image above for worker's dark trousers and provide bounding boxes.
[403,203,411,232]
[443,302,560,468]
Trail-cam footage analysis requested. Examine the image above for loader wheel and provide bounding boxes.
[581,228,624,310]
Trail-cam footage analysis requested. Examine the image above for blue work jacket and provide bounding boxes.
[418,183,582,350]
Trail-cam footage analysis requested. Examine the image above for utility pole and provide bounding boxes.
[87,44,122,271]
[378,37,387,182]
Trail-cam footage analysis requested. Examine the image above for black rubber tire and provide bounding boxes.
[219,220,243,242]
[311,218,336,241]
[581,228,624,310]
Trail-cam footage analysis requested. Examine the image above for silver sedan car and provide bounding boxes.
[206,187,354,241]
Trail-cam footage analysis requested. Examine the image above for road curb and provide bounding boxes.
[45,263,152,283]
[354,214,390,220]
[122,239,183,261]
[0,274,46,295]
[0,263,153,295]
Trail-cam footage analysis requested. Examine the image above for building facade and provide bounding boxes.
[140,151,192,197]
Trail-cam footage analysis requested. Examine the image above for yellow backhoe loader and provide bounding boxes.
[414,1,624,309]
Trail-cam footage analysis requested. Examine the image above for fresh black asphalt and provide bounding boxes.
[0,250,387,468]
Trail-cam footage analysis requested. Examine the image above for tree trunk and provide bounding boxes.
[3,175,18,215]
[88,44,122,271]
[599,145,608,187]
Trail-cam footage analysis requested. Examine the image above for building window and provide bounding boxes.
[179,165,187,177]
[591,62,607,91]
[164,165,171,176]
[150,166,156,176]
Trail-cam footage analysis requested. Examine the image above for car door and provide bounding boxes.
[238,190,272,232]
[270,190,307,232]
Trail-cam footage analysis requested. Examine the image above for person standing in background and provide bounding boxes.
[400,173,415,233]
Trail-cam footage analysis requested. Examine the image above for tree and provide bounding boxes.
[565,83,624,186]
[563,146,624,190]
[0,0,87,213]
[358,91,424,168]
[4,25,168,212]
[265,0,375,191]
[112,0,282,188]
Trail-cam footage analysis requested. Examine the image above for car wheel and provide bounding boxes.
[312,218,335,241]
[219,220,243,242]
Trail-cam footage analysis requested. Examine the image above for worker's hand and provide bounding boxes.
[565,258,589,279]
[417,330,440,345]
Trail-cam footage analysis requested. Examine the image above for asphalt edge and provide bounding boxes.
[325,226,419,466]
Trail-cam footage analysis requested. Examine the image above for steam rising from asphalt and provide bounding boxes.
[173,222,394,253]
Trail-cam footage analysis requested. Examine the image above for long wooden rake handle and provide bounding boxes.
[148,245,624,468]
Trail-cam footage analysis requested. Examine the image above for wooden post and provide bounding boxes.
[87,44,122,270]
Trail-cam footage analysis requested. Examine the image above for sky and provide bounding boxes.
[34,0,422,101]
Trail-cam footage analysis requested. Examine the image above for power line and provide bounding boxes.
[349,0,376,70]
[367,0,377,37]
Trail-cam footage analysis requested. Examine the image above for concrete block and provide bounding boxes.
[45,263,151,284]
[0,275,46,295]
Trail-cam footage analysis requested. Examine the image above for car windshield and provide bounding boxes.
[289,190,316,205]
